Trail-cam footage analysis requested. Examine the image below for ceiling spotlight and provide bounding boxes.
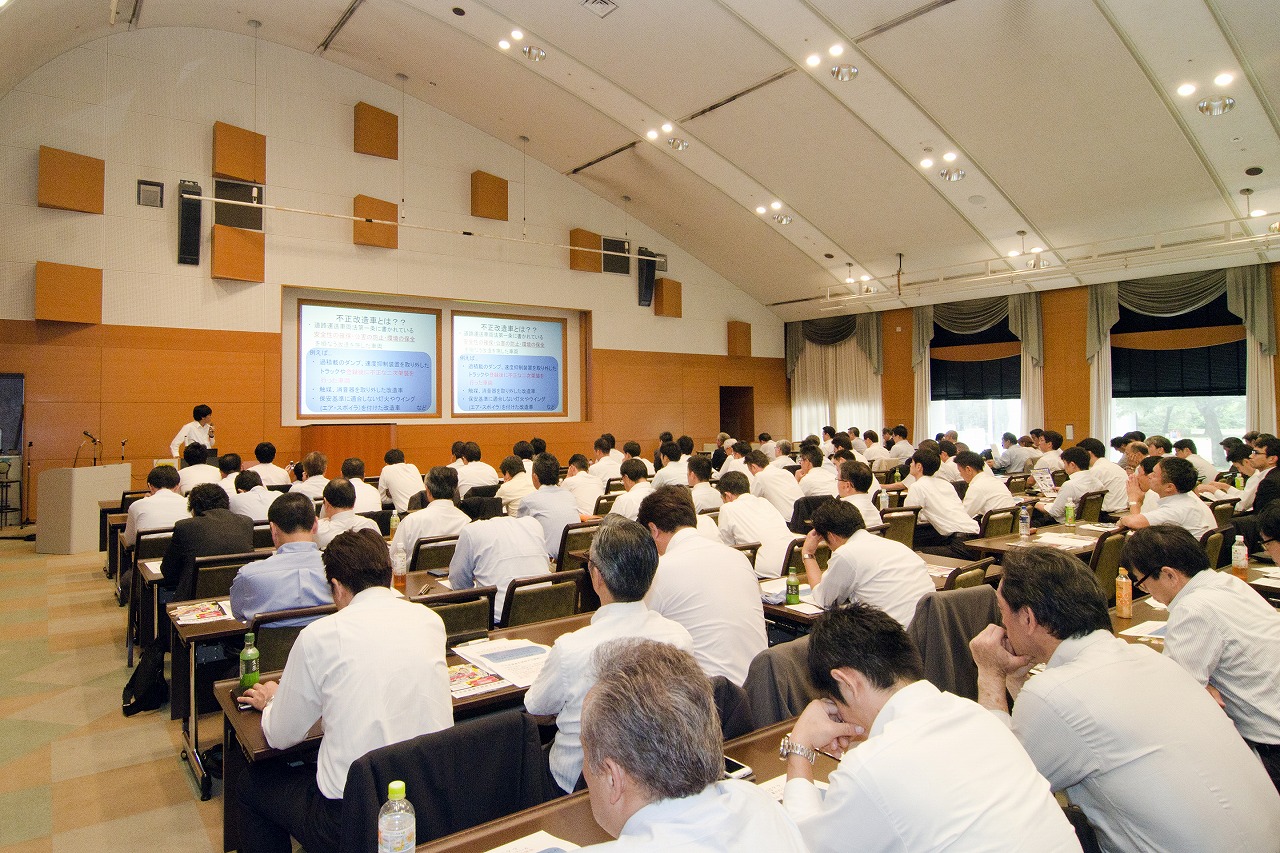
[1252,209,1267,217]
[806,54,821,67]
[755,206,767,214]
[1198,95,1235,116]
[1214,72,1233,86]
[829,44,844,57]
[511,29,524,40]
[1176,83,1196,97]
[831,64,858,82]
[942,152,957,162]
[770,201,782,210]
[845,263,855,284]
[774,214,793,225]
[646,129,658,140]
[1031,246,1043,253]
[521,45,545,61]
[1008,250,1021,258]
[498,39,510,49]
[667,137,689,151]
[661,122,672,133]
[920,158,934,168]
[860,275,871,282]
[939,168,965,181]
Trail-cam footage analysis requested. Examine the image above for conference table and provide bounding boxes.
[964,523,1109,559]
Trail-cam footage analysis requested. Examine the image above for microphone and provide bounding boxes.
[83,431,99,445]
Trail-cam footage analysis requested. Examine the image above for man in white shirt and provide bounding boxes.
[238,529,452,853]
[784,604,1079,852]
[686,455,722,513]
[650,440,689,489]
[454,441,501,498]
[904,448,979,555]
[887,425,915,461]
[715,472,796,578]
[769,439,796,468]
[446,441,466,469]
[578,639,807,852]
[638,486,767,686]
[861,431,890,463]
[797,445,839,498]
[124,465,190,547]
[608,459,655,522]
[801,501,933,625]
[1077,437,1131,516]
[757,432,777,460]
[376,448,423,513]
[315,479,380,549]
[249,442,292,487]
[836,460,882,528]
[1032,446,1103,524]
[971,546,1280,852]
[1034,429,1065,472]
[562,454,605,517]
[989,432,1038,474]
[287,451,329,500]
[336,458,381,513]
[621,441,655,477]
[1197,444,1260,507]
[515,454,582,559]
[448,514,549,621]
[600,433,626,463]
[229,471,278,522]
[1123,524,1280,790]
[169,404,214,458]
[956,450,1016,521]
[495,455,535,514]
[934,439,963,483]
[819,426,836,457]
[717,440,754,483]
[390,466,470,556]
[1117,456,1216,539]
[588,437,622,484]
[525,517,693,794]
[748,450,804,521]
[512,440,535,475]
[217,453,242,500]
[177,443,222,495]
[1172,438,1219,483]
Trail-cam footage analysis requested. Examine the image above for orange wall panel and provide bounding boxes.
[353,194,398,249]
[353,102,398,160]
[880,309,914,434]
[211,224,265,282]
[1041,286,1091,439]
[653,278,682,318]
[569,228,602,273]
[37,146,105,214]
[212,121,267,184]
[34,261,102,324]
[470,170,509,221]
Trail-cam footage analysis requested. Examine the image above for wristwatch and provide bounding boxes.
[802,552,816,560]
[779,734,817,764]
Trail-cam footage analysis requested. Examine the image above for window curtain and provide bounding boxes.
[912,306,934,437]
[1007,292,1044,431]
[1087,283,1120,441]
[789,314,884,437]
[1226,264,1277,433]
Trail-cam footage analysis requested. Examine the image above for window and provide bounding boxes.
[929,318,1021,449]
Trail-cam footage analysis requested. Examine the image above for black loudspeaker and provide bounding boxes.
[178,180,202,266]
[637,247,657,307]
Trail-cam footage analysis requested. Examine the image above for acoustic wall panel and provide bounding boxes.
[727,321,752,357]
[212,121,266,184]
[34,261,102,324]
[354,102,398,160]
[36,146,105,214]
[470,170,509,221]
[569,228,602,273]
[654,278,682,318]
[353,195,398,249]
[211,224,265,282]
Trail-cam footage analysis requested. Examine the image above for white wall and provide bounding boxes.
[0,27,783,358]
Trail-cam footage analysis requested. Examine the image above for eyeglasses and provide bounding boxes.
[1130,569,1155,591]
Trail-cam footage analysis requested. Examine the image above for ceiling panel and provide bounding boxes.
[1215,0,1280,146]
[805,0,951,41]
[139,0,348,54]
[0,0,107,99]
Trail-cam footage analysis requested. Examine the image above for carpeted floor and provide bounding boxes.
[0,535,223,852]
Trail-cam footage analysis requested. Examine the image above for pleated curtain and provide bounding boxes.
[788,316,883,438]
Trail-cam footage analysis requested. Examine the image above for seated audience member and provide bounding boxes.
[934,440,962,483]
[1147,434,1173,457]
[1122,524,1280,790]
[603,432,627,462]
[718,440,754,481]
[525,517,693,794]
[230,492,329,624]
[1032,430,1065,472]
[335,458,381,513]
[578,639,807,852]
[1172,438,1219,483]
[562,454,605,517]
[970,546,1280,852]
[217,453,243,500]
[638,486,767,686]
[797,445,839,498]
[758,432,777,459]
[608,459,654,522]
[589,437,622,484]
[837,460,882,528]
[819,426,837,456]
[124,464,189,547]
[621,441,655,477]
[861,431,889,462]
[651,431,673,470]
[768,439,795,468]
[1116,456,1215,539]
[170,404,215,458]
[1197,444,1257,504]
[650,441,689,489]
[783,604,1079,852]
[513,440,535,475]
[249,441,292,487]
[748,449,805,520]
[447,440,467,469]
[516,453,581,559]
[715,472,796,578]
[1032,446,1102,523]
[238,529,452,853]
[1123,441,1149,474]
[1128,456,1164,514]
[390,466,470,556]
[1076,437,1130,516]
[178,443,222,495]
[888,425,914,460]
[710,432,732,472]
[229,470,278,522]
[160,483,255,599]
[956,450,1015,520]
[904,448,979,555]
[801,501,932,626]
[288,451,329,499]
[676,435,695,459]
[989,432,1037,474]
[495,454,535,514]
[456,441,500,498]
[315,479,379,549]
[1111,435,1135,473]
[291,462,304,482]
[686,455,722,513]
[448,514,549,620]
[1250,437,1280,517]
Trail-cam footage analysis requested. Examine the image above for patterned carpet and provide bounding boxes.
[0,536,222,852]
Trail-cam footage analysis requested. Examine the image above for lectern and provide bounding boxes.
[37,463,131,554]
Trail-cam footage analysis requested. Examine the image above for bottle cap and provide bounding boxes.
[244,632,255,644]
[388,780,405,800]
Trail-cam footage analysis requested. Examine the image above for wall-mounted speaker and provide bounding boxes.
[637,247,657,307]
[178,180,202,266]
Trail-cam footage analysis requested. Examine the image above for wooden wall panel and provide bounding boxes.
[929,341,1021,362]
[34,261,102,324]
[653,278,682,318]
[1041,286,1091,439]
[301,424,395,471]
[569,228,602,273]
[37,146,105,214]
[211,224,266,282]
[880,309,914,434]
[212,121,267,184]
[727,321,751,357]
[1272,265,1280,415]
[353,195,398,249]
[470,171,509,221]
[353,102,398,160]
[1111,327,1244,350]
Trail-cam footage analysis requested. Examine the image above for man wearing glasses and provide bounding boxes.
[1121,523,1280,792]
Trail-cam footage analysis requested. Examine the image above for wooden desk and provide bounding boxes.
[99,498,122,552]
[965,524,1106,559]
[107,512,128,602]
[420,720,838,851]
[1109,596,1168,647]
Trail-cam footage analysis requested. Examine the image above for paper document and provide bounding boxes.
[453,638,551,688]
[758,774,828,802]
[760,577,816,606]
[172,599,234,625]
[786,602,824,615]
[925,564,955,579]
[481,830,579,852]
[1252,577,1280,591]
[1118,620,1167,639]
[448,662,511,699]
[1036,532,1098,546]
[1077,523,1117,533]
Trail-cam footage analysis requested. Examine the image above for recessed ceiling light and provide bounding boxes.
[1031,246,1043,253]
[498,39,510,49]
[645,129,658,140]
[942,152,957,162]
[770,201,782,210]
[661,122,672,133]
[774,214,793,225]
[1008,250,1021,257]
[831,65,857,82]
[1251,209,1267,217]
[829,44,844,57]
[920,158,934,168]
[755,206,767,215]
[1214,72,1233,86]
[667,138,689,151]
[521,46,545,61]
[1176,83,1196,97]
[939,168,965,181]
[1198,95,1235,116]
[845,263,855,284]
[860,275,871,282]
[806,54,821,67]
[511,29,524,40]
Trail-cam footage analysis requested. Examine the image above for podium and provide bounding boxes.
[37,463,131,554]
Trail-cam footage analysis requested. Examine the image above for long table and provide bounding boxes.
[964,523,1108,559]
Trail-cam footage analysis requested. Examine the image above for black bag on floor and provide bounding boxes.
[122,639,169,717]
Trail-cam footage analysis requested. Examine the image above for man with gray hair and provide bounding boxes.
[577,639,807,851]
[524,517,692,794]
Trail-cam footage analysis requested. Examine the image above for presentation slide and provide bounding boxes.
[297,301,439,417]
[453,312,566,416]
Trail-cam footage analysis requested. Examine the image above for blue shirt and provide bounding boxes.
[229,541,331,626]
[515,484,581,559]
[448,516,549,619]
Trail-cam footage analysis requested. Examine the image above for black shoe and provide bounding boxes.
[201,744,224,779]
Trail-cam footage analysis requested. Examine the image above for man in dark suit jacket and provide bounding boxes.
[160,483,255,602]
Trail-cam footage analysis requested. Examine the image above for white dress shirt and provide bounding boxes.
[229,485,278,522]
[218,473,239,500]
[448,515,550,619]
[169,420,213,456]
[588,455,622,484]
[1043,469,1104,521]
[811,530,934,626]
[935,457,963,483]
[690,482,722,513]
[1004,630,1280,853]
[515,484,581,559]
[862,442,889,462]
[798,466,839,499]
[261,587,452,799]
[961,469,1015,519]
[1088,457,1131,514]
[785,680,1079,853]
[627,455,656,477]
[315,509,379,549]
[753,465,804,519]
[351,478,382,513]
[651,456,689,489]
[177,463,222,496]
[1034,448,1064,472]
[905,475,979,536]
[524,601,693,792]
[289,475,329,500]
[1165,569,1280,746]
[841,492,882,528]
[1183,453,1219,483]
[769,454,796,470]
[888,440,915,461]
[609,447,625,463]
[390,498,471,555]
[1238,466,1268,512]
[375,462,423,513]
[610,481,654,522]
[249,462,292,487]
[456,460,500,498]
[758,440,777,459]
[495,470,535,514]
[717,493,797,578]
[717,455,752,482]
[123,488,190,547]
[1140,491,1216,539]
[993,444,1039,473]
[562,470,605,515]
[646,528,767,686]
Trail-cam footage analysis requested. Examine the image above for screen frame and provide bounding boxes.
[450,310,569,419]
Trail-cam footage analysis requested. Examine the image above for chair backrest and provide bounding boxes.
[879,506,921,549]
[466,484,500,499]
[709,675,756,740]
[265,483,291,493]
[191,550,271,600]
[554,521,600,573]
[979,506,1020,538]
[605,477,625,494]
[135,527,174,561]
[406,490,428,512]
[500,569,587,628]
[252,524,273,549]
[249,603,338,670]
[906,585,1001,700]
[1005,474,1030,494]
[1201,525,1230,570]
[119,489,149,511]
[942,557,994,590]
[1077,490,1106,523]
[459,496,503,520]
[1051,469,1069,488]
[742,636,820,727]
[781,537,829,576]
[1087,528,1128,604]
[413,586,496,646]
[789,495,835,534]
[593,492,620,515]
[865,523,888,537]
[358,509,392,536]
[730,541,761,566]
[698,509,720,527]
[408,535,459,574]
[1208,498,1239,528]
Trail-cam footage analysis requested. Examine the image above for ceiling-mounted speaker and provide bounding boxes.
[178,180,202,266]
[637,247,657,307]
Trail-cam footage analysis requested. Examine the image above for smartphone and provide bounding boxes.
[723,755,753,780]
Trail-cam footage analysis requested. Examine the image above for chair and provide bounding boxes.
[265,484,291,494]
[979,506,1020,538]
[1208,498,1240,528]
[191,550,273,600]
[459,495,503,520]
[1005,474,1030,494]
[699,508,720,526]
[879,506,921,550]
[248,603,337,671]
[941,557,995,590]
[593,492,620,515]
[118,489,149,511]
[554,520,600,573]
[465,484,500,499]
[406,490,428,512]
[358,509,392,536]
[1051,469,1069,488]
[731,541,762,567]
[499,569,587,628]
[1076,490,1107,523]
[1087,528,1128,605]
[407,535,459,575]
[781,537,830,577]
[885,488,908,509]
[865,523,888,537]
[605,477,625,494]
[710,676,756,740]
[124,527,176,664]
[788,495,834,534]
[251,524,273,549]
[339,708,556,853]
[413,586,496,646]
[906,585,1001,701]
[743,637,821,727]
[1201,525,1231,570]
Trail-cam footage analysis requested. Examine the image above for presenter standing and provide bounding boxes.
[170,404,215,460]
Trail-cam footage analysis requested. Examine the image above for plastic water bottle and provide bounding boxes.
[1232,540,1250,580]
[391,544,407,593]
[1236,473,1245,490]
[878,488,889,511]
[1115,569,1132,618]
[1018,505,1031,538]
[893,467,902,483]
[785,566,801,606]
[1063,500,1076,528]
[378,780,415,852]
[239,632,260,690]
[389,511,400,534]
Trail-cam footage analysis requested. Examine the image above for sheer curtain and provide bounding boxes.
[1227,264,1277,433]
[1008,292,1044,429]
[912,306,933,437]
[790,318,883,438]
[1086,283,1119,440]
